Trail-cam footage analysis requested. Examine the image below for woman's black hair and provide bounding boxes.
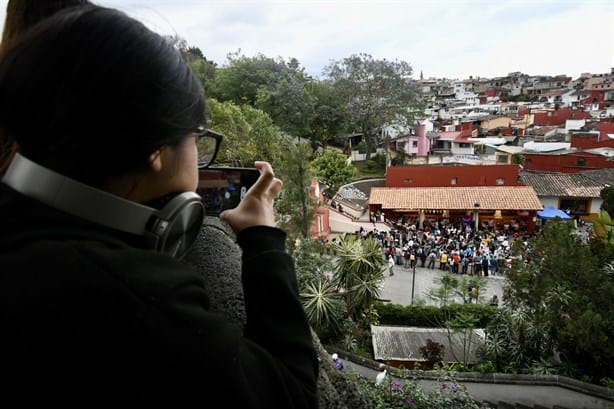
[0,5,205,186]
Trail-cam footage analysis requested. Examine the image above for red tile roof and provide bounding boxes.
[369,186,542,210]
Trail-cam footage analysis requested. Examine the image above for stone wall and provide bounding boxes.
[184,216,372,408]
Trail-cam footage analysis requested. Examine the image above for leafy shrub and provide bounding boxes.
[357,140,367,154]
[373,152,387,169]
[600,377,614,389]
[475,361,496,373]
[419,339,445,365]
[375,302,496,327]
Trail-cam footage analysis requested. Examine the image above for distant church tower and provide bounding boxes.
[420,70,423,80]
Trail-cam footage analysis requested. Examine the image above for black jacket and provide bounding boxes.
[0,184,318,407]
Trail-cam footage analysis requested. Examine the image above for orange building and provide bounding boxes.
[386,164,522,188]
[369,164,541,232]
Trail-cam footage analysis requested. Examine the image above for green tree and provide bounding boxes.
[590,209,614,265]
[255,71,316,138]
[164,35,218,97]
[209,51,283,105]
[445,311,480,367]
[310,149,356,196]
[427,272,459,307]
[323,53,423,159]
[275,142,317,239]
[426,273,488,367]
[600,185,614,216]
[210,52,317,139]
[305,80,350,149]
[206,98,285,166]
[592,209,614,245]
[511,153,525,165]
[427,273,487,307]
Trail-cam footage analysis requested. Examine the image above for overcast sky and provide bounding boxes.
[2,0,612,80]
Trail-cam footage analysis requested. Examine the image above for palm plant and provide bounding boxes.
[301,278,345,339]
[299,235,385,340]
[333,235,385,325]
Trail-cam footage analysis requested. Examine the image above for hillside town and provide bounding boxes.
[309,69,614,408]
[315,68,614,241]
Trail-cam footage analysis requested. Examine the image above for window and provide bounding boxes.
[559,198,589,215]
[412,141,418,148]
[451,177,457,185]
[496,177,505,185]
[498,154,509,163]
[403,178,413,184]
[576,157,586,166]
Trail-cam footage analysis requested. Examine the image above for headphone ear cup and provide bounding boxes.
[146,192,205,259]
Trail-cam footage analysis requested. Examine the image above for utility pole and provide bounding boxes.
[411,262,416,305]
[474,202,480,233]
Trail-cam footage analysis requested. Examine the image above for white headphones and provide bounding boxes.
[2,153,204,258]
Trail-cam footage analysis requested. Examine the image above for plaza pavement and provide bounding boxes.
[378,262,506,307]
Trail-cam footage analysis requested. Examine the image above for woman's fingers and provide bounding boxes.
[219,161,282,232]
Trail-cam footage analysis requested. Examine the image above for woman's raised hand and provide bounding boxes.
[219,161,282,233]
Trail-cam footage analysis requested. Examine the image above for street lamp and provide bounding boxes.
[474,202,480,232]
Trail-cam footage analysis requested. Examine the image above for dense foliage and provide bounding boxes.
[490,221,614,382]
[376,303,497,328]
[207,98,286,166]
[600,186,614,216]
[310,148,356,195]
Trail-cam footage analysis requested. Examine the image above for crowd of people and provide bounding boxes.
[357,217,532,277]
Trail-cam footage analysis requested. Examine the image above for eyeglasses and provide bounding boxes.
[195,125,222,169]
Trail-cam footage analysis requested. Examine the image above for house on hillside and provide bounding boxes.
[532,108,591,127]
[522,142,614,173]
[519,169,614,219]
[570,127,614,149]
[432,123,478,156]
[493,145,524,165]
[390,123,431,157]
[371,325,485,369]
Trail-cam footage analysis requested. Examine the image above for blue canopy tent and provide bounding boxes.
[537,206,572,220]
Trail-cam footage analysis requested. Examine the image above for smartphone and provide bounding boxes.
[197,167,260,216]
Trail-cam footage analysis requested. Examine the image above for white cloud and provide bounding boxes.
[1,0,612,80]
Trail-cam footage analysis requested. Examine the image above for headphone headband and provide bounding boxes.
[2,153,204,258]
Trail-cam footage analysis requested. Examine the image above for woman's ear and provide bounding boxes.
[148,148,163,172]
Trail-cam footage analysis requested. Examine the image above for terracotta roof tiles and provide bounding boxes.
[369,186,542,210]
[520,169,614,197]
